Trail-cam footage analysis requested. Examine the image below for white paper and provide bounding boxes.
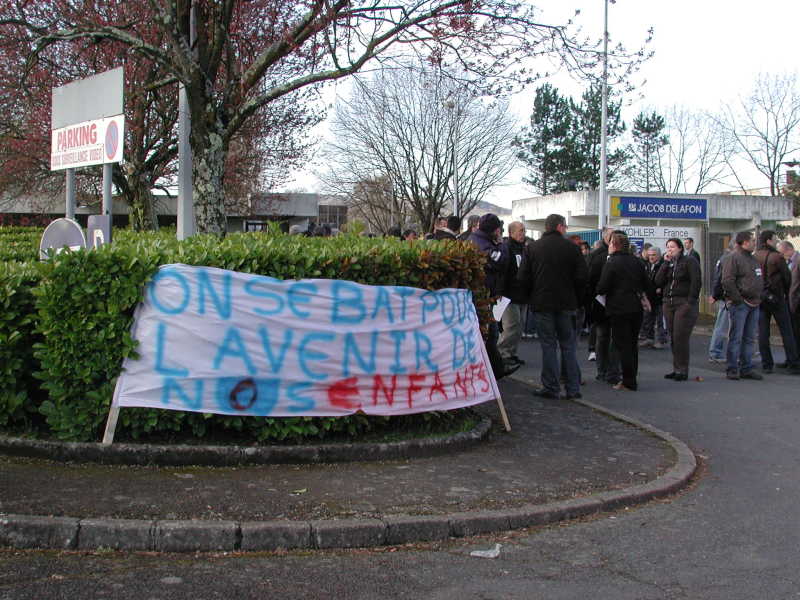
[493,296,512,321]
[595,294,606,307]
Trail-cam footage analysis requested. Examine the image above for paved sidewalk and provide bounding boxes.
[0,341,696,553]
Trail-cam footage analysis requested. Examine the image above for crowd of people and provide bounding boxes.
[292,211,800,397]
[463,212,800,399]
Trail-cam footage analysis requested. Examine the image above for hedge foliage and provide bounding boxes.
[0,261,48,427]
[1,229,490,443]
[0,226,43,263]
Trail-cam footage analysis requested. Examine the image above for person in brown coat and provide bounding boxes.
[753,230,800,374]
[721,231,764,380]
[790,259,800,352]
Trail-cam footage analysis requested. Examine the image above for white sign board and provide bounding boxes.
[620,225,702,257]
[51,67,124,130]
[112,265,500,418]
[50,115,125,170]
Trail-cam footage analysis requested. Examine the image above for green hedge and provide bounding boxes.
[15,232,489,442]
[0,226,43,263]
[0,261,48,427]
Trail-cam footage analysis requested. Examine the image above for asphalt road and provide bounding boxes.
[3,333,800,600]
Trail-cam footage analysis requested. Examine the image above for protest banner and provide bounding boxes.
[104,264,507,443]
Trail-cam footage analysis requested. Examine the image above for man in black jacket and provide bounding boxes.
[469,213,516,379]
[587,227,622,385]
[518,214,588,399]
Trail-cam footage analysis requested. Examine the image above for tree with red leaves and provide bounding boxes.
[2,1,650,234]
[0,2,319,230]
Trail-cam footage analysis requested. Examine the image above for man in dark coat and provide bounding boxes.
[432,215,461,240]
[469,213,515,379]
[518,214,588,399]
[753,230,800,374]
[587,227,622,385]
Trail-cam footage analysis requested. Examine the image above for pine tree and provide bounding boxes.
[568,85,629,189]
[514,84,573,195]
[629,110,668,192]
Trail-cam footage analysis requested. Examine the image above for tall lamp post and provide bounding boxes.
[443,98,461,218]
[598,0,610,230]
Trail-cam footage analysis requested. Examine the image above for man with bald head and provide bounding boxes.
[498,221,528,369]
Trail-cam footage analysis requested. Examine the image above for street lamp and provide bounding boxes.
[443,98,460,218]
[598,0,611,230]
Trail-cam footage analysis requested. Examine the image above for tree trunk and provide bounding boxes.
[127,174,158,231]
[190,95,229,235]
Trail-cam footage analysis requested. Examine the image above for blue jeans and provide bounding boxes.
[708,301,730,360]
[726,302,759,373]
[524,304,539,337]
[533,310,580,396]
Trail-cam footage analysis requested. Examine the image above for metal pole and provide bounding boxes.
[452,100,460,218]
[65,168,75,219]
[102,163,113,217]
[177,1,196,240]
[598,0,609,230]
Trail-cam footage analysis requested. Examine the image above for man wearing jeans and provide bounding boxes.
[721,231,764,381]
[708,242,736,363]
[517,214,588,399]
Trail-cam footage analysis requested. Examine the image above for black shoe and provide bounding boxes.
[562,392,583,400]
[673,373,688,381]
[510,356,525,365]
[740,371,764,380]
[726,370,740,380]
[777,362,789,369]
[533,389,560,399]
[664,372,677,379]
[503,362,521,377]
[790,366,800,375]
[763,367,774,374]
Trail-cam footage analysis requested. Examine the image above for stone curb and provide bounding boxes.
[0,413,490,467]
[0,398,696,553]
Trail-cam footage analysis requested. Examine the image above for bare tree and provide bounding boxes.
[322,67,518,234]
[653,106,733,194]
[718,72,800,196]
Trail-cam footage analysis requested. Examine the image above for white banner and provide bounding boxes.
[112,264,500,418]
[51,114,125,171]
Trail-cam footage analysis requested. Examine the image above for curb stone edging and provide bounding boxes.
[0,413,491,466]
[0,396,697,553]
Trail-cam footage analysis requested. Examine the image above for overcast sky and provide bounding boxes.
[285,1,800,209]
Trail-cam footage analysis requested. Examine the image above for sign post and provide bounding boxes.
[51,68,125,224]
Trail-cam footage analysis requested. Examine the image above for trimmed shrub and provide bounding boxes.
[29,232,490,442]
[0,261,48,427]
[0,226,44,263]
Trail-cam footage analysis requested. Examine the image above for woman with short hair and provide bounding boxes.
[655,237,702,381]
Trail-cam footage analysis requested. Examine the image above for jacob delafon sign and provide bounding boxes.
[610,196,708,220]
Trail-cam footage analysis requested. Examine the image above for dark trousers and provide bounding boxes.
[663,301,699,375]
[793,310,800,355]
[595,319,621,383]
[487,321,505,380]
[758,299,799,369]
[609,311,643,389]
